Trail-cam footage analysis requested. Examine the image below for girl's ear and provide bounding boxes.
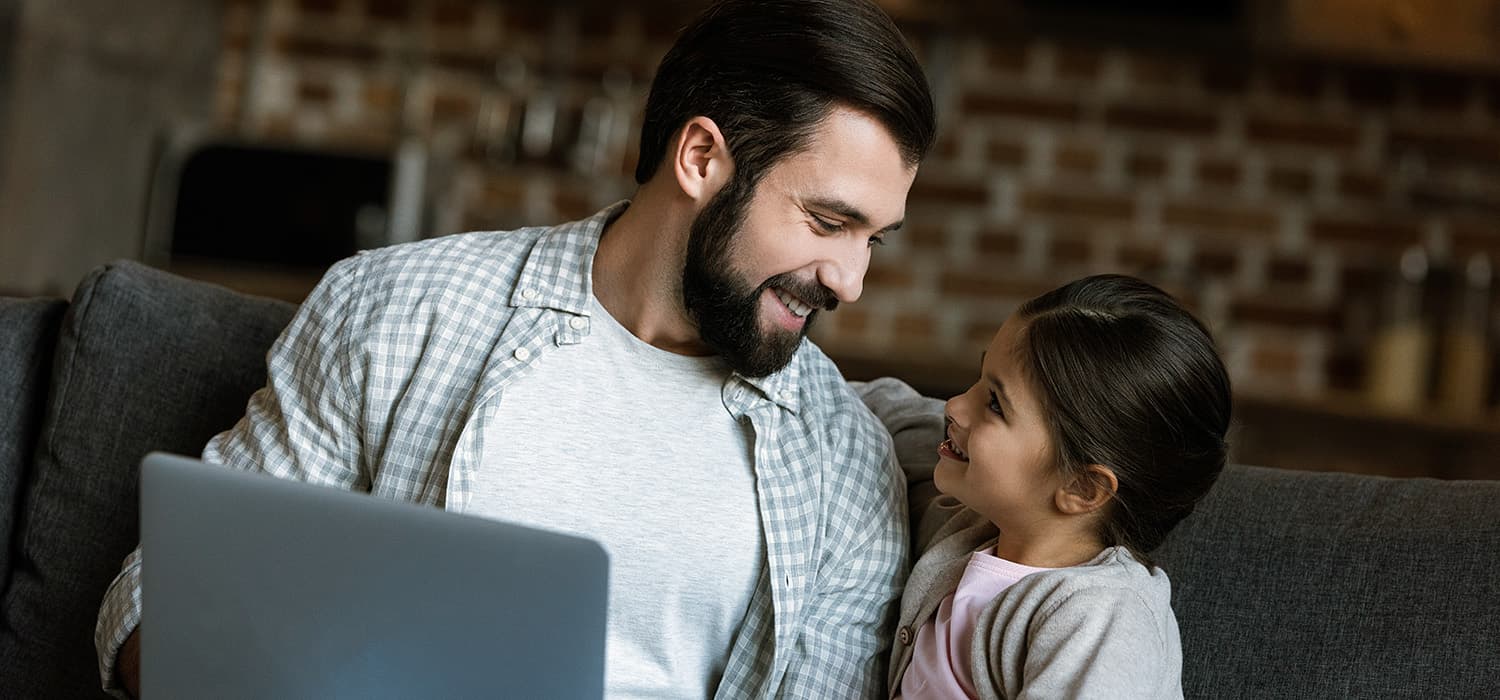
[1055,464,1118,515]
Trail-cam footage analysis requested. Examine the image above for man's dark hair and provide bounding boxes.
[1014,275,1232,566]
[634,0,936,187]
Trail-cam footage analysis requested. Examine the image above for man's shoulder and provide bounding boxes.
[349,225,554,290]
[791,342,886,436]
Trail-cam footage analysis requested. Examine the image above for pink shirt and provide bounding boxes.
[900,548,1054,699]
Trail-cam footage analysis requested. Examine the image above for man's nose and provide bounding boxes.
[816,242,870,305]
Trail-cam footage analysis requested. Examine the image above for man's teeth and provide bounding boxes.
[774,289,813,318]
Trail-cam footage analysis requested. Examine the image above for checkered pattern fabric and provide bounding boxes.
[96,203,909,698]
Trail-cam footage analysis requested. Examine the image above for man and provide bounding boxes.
[96,0,936,696]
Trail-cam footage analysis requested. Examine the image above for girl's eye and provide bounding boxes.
[811,214,844,233]
[988,391,1005,418]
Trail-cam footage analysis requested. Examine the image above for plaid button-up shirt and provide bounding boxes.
[97,203,909,698]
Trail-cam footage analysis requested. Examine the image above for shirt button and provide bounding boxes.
[897,625,914,646]
[513,347,532,361]
[520,288,538,300]
[569,316,588,330]
[778,389,794,402]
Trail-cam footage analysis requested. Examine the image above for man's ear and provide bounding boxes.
[1055,464,1118,515]
[672,116,732,203]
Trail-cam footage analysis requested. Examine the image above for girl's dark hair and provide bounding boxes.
[634,0,936,186]
[1014,275,1232,565]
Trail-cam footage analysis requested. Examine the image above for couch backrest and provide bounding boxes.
[0,261,296,698]
[1153,464,1500,698]
[0,297,69,598]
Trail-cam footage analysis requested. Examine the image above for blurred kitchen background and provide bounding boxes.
[2,0,1498,478]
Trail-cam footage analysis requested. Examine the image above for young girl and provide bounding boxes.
[862,274,1231,699]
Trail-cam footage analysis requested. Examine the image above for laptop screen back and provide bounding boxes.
[140,453,608,699]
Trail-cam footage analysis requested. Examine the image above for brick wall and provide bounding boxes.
[218,0,1500,414]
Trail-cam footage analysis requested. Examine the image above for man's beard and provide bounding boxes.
[682,173,839,378]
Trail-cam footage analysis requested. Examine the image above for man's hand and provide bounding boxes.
[119,627,141,697]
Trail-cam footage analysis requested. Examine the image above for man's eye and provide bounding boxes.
[868,235,886,247]
[811,214,844,233]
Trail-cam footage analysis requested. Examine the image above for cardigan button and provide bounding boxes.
[897,625,913,645]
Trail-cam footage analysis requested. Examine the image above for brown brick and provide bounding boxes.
[1450,219,1500,260]
[432,0,478,28]
[1197,157,1241,189]
[911,177,989,206]
[297,78,334,105]
[1250,341,1304,376]
[941,271,1052,301]
[297,0,340,15]
[1021,188,1134,221]
[1410,69,1474,113]
[1246,115,1359,150]
[1103,103,1218,136]
[365,0,412,23]
[1162,202,1277,235]
[1340,66,1400,110]
[577,10,620,40]
[988,139,1027,167]
[1267,165,1313,196]
[907,224,948,251]
[989,43,1029,74]
[1234,297,1340,331]
[363,79,400,112]
[1054,44,1103,82]
[1388,126,1500,169]
[1339,170,1387,201]
[431,91,476,122]
[1128,52,1191,89]
[1126,151,1168,179]
[431,50,496,75]
[1268,256,1312,285]
[961,92,1082,123]
[934,135,962,161]
[1200,60,1252,95]
[278,35,379,64]
[1119,243,1164,272]
[1266,61,1326,101]
[832,307,870,335]
[976,228,1021,257]
[893,314,937,339]
[1051,233,1092,265]
[1310,216,1422,249]
[1337,261,1388,300]
[553,187,594,221]
[864,263,916,290]
[1054,143,1100,175]
[224,31,252,52]
[1193,247,1239,276]
[966,320,1001,344]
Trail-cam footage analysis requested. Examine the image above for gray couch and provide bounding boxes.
[1,260,1497,698]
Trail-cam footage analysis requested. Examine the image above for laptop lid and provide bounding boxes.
[140,452,608,699]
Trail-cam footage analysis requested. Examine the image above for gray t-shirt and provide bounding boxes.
[471,297,764,699]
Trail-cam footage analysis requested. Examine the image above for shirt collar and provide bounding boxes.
[514,200,805,414]
[510,200,630,316]
[729,340,806,414]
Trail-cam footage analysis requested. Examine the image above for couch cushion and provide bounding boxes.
[1154,464,1500,698]
[0,261,295,698]
[0,297,68,599]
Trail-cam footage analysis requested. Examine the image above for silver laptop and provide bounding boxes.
[140,452,609,699]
